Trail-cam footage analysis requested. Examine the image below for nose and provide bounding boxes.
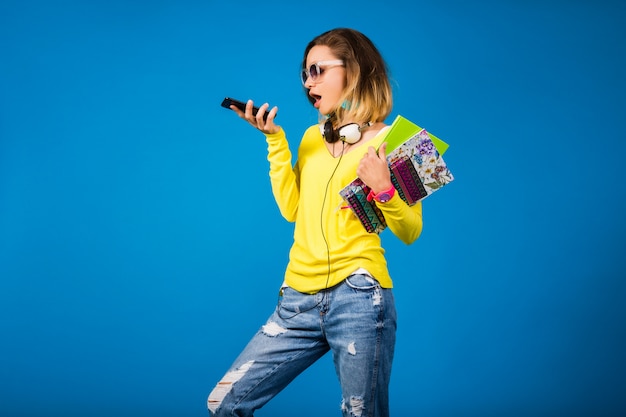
[304,73,316,88]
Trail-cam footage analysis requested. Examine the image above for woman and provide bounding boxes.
[208,28,423,417]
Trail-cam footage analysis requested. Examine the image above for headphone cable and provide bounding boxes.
[277,141,346,320]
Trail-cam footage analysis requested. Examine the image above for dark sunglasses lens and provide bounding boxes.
[309,64,319,79]
[301,63,324,84]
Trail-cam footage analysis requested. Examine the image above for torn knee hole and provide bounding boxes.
[207,361,254,413]
[262,321,287,337]
[341,396,364,417]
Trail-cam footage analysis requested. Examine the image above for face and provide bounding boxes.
[304,45,346,116]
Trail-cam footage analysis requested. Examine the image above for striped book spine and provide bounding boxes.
[390,156,427,205]
[343,184,386,233]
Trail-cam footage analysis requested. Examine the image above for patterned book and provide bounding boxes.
[339,115,454,234]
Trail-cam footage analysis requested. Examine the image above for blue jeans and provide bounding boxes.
[207,274,397,417]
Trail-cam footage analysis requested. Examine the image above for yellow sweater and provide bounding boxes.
[265,125,423,293]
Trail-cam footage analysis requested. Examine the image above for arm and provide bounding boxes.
[375,197,423,245]
[226,99,299,221]
[265,129,299,222]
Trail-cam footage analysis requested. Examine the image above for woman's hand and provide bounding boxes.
[356,142,393,194]
[230,99,280,135]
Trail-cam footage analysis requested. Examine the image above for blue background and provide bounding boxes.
[1,1,625,416]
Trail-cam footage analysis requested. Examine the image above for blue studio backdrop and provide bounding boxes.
[1,1,625,416]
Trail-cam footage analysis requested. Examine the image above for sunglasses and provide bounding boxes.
[301,60,344,86]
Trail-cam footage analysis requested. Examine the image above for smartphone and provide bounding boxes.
[221,97,273,121]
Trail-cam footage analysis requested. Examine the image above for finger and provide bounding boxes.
[267,106,278,122]
[378,142,387,161]
[245,100,255,120]
[230,105,245,118]
[256,103,270,124]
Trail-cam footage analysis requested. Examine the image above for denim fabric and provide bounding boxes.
[207,274,397,417]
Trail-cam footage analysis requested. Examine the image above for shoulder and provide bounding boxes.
[296,124,324,158]
[300,124,323,146]
[303,124,322,138]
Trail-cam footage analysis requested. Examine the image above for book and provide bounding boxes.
[339,115,454,234]
[381,115,449,156]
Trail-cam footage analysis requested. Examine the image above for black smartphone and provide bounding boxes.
[221,97,273,121]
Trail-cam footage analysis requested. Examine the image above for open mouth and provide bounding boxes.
[310,93,321,108]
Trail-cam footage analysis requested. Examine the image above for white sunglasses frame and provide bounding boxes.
[301,60,345,86]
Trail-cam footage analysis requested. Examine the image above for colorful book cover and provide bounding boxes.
[339,116,454,234]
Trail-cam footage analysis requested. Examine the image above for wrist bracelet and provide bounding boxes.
[367,185,396,203]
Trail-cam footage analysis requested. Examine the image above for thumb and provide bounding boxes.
[378,141,388,161]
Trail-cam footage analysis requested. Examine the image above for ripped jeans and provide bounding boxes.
[207,274,397,417]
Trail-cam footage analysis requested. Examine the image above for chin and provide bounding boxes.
[319,106,334,117]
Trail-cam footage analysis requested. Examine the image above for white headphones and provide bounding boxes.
[321,119,372,144]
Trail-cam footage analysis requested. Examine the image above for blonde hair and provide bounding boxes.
[302,28,393,127]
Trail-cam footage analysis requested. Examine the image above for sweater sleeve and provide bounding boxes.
[377,195,423,245]
[265,128,299,222]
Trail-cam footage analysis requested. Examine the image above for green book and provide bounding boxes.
[379,115,449,155]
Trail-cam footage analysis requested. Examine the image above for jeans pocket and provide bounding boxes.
[345,273,379,290]
[277,287,306,315]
